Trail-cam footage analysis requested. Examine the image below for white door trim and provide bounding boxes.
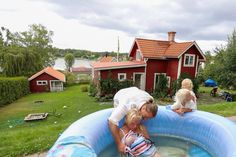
[133,72,145,90]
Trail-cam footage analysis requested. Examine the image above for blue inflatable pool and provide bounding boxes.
[47,106,236,157]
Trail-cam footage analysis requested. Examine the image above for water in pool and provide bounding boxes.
[98,135,213,157]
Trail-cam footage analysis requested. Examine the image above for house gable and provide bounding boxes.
[28,67,65,82]
[129,41,139,60]
[176,42,206,61]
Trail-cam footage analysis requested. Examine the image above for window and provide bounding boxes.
[136,50,141,61]
[184,54,195,67]
[36,80,47,85]
[118,73,126,81]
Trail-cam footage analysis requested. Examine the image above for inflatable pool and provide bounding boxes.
[47,106,236,157]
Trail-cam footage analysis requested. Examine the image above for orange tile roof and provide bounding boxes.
[99,56,115,62]
[28,67,65,82]
[164,42,193,57]
[135,38,194,58]
[91,61,146,70]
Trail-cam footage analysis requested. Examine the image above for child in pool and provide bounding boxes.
[119,109,161,157]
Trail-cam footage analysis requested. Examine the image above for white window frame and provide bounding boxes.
[118,73,126,81]
[153,73,166,90]
[136,49,141,61]
[184,54,195,67]
[36,80,47,86]
[133,72,145,90]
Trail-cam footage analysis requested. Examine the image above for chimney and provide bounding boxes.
[168,31,176,42]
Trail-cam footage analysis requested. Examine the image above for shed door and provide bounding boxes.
[134,73,145,90]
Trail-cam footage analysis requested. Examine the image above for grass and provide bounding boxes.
[198,101,236,116]
[0,85,235,157]
[0,85,112,157]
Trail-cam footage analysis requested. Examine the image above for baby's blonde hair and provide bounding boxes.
[125,108,142,125]
[176,88,191,104]
[181,78,193,91]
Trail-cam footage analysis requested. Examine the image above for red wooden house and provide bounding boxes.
[91,32,206,92]
[28,67,66,93]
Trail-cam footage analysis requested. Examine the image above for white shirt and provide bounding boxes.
[171,91,197,110]
[108,87,153,126]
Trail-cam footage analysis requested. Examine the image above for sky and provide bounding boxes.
[0,0,235,53]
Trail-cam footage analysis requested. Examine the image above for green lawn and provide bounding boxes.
[0,85,235,157]
[198,101,236,116]
[0,85,111,157]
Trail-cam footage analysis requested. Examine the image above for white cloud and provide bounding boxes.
[196,40,227,53]
[0,0,234,53]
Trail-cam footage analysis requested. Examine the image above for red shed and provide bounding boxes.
[28,67,66,93]
[92,32,206,92]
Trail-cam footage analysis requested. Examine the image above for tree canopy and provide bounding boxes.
[65,53,75,71]
[0,24,55,77]
[199,29,236,89]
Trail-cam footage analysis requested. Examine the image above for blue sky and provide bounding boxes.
[1,0,235,52]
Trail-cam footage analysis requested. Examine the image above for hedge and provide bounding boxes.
[0,77,29,106]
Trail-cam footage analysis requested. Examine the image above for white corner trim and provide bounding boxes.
[177,56,182,79]
[195,55,199,77]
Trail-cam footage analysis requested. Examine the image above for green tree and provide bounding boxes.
[0,24,55,76]
[65,53,75,71]
[217,30,236,89]
[200,29,236,89]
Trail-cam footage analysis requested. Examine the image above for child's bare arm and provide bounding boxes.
[173,108,184,116]
[180,108,193,113]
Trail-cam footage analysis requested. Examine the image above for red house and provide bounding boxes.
[91,32,206,92]
[28,67,66,93]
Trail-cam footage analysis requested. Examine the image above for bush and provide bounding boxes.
[100,78,133,96]
[152,74,168,98]
[0,77,29,106]
[171,73,199,96]
[80,85,88,92]
[88,82,97,97]
[89,76,133,102]
[77,74,91,84]
[64,72,77,86]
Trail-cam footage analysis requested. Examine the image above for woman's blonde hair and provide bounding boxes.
[125,108,142,125]
[181,78,193,91]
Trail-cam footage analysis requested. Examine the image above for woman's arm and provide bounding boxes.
[108,121,126,154]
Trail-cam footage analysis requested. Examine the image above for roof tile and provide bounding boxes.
[135,38,194,58]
